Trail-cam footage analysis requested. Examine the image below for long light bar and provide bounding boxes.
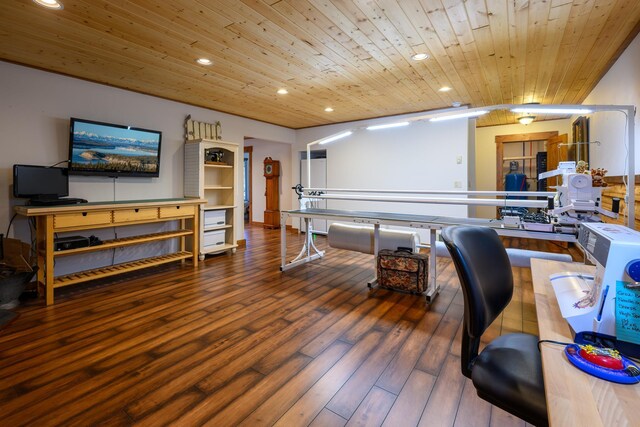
[511,107,593,114]
[318,131,353,145]
[429,110,489,122]
[308,193,548,208]
[303,187,555,197]
[366,121,410,130]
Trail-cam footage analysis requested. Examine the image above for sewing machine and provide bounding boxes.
[539,161,619,231]
[550,222,640,356]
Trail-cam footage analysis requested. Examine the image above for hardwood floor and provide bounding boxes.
[0,225,576,426]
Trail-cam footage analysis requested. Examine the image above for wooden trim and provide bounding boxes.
[606,175,640,185]
[495,131,559,193]
[495,131,559,144]
[244,145,253,225]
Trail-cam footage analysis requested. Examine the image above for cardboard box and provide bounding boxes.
[204,210,226,227]
[1,236,32,273]
[203,229,226,248]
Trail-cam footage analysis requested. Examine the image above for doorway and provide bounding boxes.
[244,146,252,225]
[495,131,560,193]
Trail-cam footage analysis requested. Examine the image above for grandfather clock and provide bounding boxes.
[263,157,280,229]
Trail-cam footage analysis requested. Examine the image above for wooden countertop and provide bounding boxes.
[531,259,640,427]
[14,197,207,216]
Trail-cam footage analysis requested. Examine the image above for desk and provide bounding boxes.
[531,259,640,426]
[15,198,205,305]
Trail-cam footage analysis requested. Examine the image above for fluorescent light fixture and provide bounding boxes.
[196,58,213,65]
[411,53,429,61]
[33,0,63,9]
[324,107,334,112]
[518,116,535,125]
[429,110,489,122]
[277,88,288,95]
[366,121,410,130]
[319,131,352,145]
[511,107,592,114]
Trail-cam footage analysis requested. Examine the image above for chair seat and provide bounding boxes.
[472,333,548,427]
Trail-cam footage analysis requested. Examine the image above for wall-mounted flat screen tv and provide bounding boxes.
[69,118,162,177]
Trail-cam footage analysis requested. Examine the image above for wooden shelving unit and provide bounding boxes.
[184,139,239,259]
[14,198,206,305]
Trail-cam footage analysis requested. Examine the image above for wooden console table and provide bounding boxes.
[15,198,206,305]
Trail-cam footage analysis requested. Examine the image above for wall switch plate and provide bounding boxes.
[456,156,463,164]
[454,181,462,188]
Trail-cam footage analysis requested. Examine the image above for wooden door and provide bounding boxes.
[546,134,569,187]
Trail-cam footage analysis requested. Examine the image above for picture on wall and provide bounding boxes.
[69,118,162,177]
[572,116,590,163]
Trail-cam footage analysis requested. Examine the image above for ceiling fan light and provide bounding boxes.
[518,116,535,125]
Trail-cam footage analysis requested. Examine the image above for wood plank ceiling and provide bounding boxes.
[1,0,639,129]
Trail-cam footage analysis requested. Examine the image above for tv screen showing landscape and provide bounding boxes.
[69,118,162,177]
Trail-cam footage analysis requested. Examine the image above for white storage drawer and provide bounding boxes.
[204,209,226,227]
[203,229,226,248]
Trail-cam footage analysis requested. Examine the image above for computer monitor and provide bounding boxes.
[13,164,69,202]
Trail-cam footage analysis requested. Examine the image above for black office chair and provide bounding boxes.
[441,226,548,427]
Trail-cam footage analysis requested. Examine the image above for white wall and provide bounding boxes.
[474,119,572,218]
[583,34,640,176]
[293,111,472,240]
[245,138,293,224]
[0,61,295,274]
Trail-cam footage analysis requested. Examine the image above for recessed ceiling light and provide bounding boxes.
[277,88,288,95]
[196,58,213,66]
[33,0,63,9]
[439,86,451,92]
[324,107,334,112]
[411,53,429,61]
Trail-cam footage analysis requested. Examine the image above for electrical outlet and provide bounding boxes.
[456,155,463,164]
[454,181,462,188]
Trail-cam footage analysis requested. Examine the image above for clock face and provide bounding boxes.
[265,164,273,175]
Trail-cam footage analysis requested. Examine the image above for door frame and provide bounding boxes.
[244,146,253,225]
[495,131,559,191]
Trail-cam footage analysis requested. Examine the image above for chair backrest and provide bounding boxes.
[441,226,514,376]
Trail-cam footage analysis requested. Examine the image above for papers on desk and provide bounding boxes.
[549,272,598,319]
[616,280,640,345]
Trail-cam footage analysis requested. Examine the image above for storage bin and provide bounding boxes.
[204,229,225,248]
[204,210,226,227]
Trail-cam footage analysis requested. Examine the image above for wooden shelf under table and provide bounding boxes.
[52,230,193,257]
[53,251,193,288]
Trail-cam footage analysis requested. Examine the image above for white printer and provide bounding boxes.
[549,222,640,356]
